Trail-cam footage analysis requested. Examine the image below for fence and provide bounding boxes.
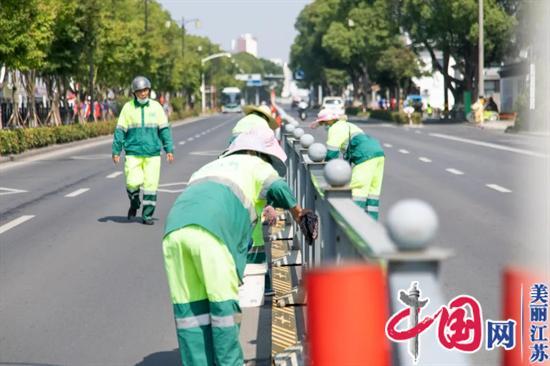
[274,107,470,366]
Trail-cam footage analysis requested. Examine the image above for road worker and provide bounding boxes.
[230,104,280,250]
[310,109,385,220]
[112,76,174,225]
[230,104,278,143]
[162,127,308,366]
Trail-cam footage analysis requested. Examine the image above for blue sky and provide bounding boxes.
[158,0,311,63]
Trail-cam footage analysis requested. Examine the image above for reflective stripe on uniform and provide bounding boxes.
[367,206,379,212]
[352,196,367,202]
[259,175,281,199]
[211,315,236,327]
[143,200,156,206]
[188,177,257,223]
[175,314,211,329]
[368,194,380,200]
[327,145,339,152]
[143,190,157,196]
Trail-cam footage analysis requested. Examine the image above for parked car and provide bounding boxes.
[321,96,345,115]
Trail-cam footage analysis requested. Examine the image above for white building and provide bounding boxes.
[412,49,457,110]
[231,34,258,57]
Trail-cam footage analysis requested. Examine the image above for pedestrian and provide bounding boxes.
[111,76,174,225]
[230,104,278,143]
[162,127,311,366]
[310,109,385,220]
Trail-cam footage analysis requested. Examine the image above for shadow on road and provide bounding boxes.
[97,216,135,224]
[134,349,181,366]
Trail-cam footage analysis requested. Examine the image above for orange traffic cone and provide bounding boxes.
[306,263,391,366]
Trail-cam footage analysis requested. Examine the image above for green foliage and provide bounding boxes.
[0,121,117,155]
[369,110,423,124]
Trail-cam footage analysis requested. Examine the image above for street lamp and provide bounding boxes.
[181,18,200,60]
[478,0,485,125]
[201,52,231,113]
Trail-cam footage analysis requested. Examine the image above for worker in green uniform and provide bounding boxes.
[230,104,278,143]
[162,127,306,366]
[311,109,385,220]
[112,76,174,225]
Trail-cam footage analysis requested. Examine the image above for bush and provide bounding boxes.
[0,121,117,156]
[368,110,423,124]
[345,106,362,116]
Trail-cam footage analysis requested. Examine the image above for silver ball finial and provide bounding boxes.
[323,159,352,187]
[300,134,315,148]
[284,124,295,133]
[308,143,327,162]
[386,199,438,250]
[293,128,305,139]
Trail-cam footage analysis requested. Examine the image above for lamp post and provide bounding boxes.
[181,18,200,60]
[478,0,485,125]
[201,52,231,113]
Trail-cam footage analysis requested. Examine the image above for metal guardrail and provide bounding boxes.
[275,107,470,366]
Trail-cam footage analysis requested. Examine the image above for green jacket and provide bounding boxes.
[326,119,384,165]
[112,99,174,157]
[164,154,296,280]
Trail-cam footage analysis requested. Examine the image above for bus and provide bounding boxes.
[221,87,242,113]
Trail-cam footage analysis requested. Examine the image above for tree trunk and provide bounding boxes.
[7,70,23,128]
[45,76,62,126]
[22,70,40,127]
[443,49,450,117]
[360,64,370,108]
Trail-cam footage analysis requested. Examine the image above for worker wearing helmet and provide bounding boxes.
[311,109,385,220]
[112,76,174,225]
[230,104,281,250]
[162,127,307,366]
[230,104,278,143]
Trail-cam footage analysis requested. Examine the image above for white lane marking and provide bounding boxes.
[415,130,422,134]
[486,184,512,193]
[383,143,393,148]
[0,187,28,196]
[106,172,123,179]
[446,168,464,175]
[398,149,410,154]
[0,215,35,235]
[429,133,548,158]
[65,188,90,197]
[178,141,186,145]
[158,181,188,193]
[187,137,194,141]
[190,151,222,156]
[419,157,432,163]
[194,134,201,138]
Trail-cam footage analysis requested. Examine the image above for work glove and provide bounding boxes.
[299,209,319,246]
[262,205,278,226]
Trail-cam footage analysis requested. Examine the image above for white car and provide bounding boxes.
[321,97,345,114]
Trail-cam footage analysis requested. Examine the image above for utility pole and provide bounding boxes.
[478,0,485,125]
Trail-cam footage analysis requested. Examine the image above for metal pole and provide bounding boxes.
[478,0,485,125]
[201,72,205,113]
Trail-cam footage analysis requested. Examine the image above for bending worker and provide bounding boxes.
[230,104,279,143]
[311,109,385,220]
[112,76,174,225]
[162,127,307,366]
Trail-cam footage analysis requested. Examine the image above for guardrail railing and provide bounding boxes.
[274,107,470,366]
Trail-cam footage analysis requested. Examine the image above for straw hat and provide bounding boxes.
[243,104,278,130]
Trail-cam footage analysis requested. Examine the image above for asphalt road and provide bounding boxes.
[1,109,547,365]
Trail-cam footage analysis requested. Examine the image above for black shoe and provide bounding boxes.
[142,218,154,225]
[127,207,137,220]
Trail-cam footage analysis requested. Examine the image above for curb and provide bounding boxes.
[0,114,214,166]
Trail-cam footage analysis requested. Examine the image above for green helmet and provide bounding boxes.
[131,76,151,93]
